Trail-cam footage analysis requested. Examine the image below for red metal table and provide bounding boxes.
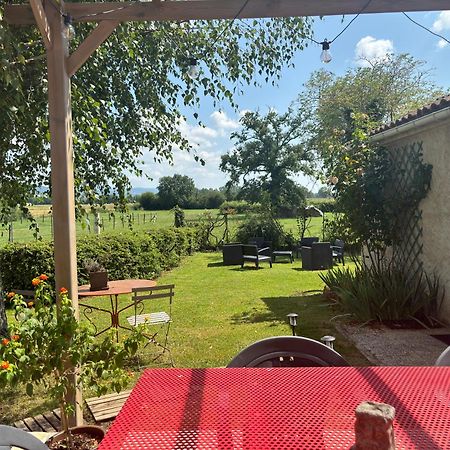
[78,279,156,341]
[98,366,450,449]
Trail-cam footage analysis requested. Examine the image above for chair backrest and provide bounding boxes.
[0,425,49,450]
[435,346,450,366]
[248,237,265,248]
[222,243,243,265]
[300,237,319,247]
[334,239,345,249]
[227,336,349,368]
[242,244,258,257]
[132,284,175,305]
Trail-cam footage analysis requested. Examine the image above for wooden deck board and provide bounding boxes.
[14,409,61,433]
[14,391,130,431]
[86,390,130,422]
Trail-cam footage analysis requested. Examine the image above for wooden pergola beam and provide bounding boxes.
[67,21,120,77]
[29,0,51,48]
[6,0,450,26]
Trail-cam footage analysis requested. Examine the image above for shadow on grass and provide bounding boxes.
[229,266,272,271]
[207,261,225,267]
[230,294,323,325]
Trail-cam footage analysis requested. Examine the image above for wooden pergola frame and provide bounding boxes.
[5,0,450,426]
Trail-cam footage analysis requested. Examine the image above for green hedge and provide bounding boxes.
[0,228,199,291]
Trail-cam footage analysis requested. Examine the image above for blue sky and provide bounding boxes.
[131,10,450,192]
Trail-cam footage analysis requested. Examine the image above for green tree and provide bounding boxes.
[0,3,313,224]
[138,192,160,210]
[158,174,196,209]
[297,53,443,173]
[220,109,312,216]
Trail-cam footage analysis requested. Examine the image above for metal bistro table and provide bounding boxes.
[98,366,450,450]
[78,279,156,342]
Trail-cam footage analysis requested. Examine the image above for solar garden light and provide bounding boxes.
[321,335,336,349]
[287,313,298,336]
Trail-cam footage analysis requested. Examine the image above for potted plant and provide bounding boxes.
[84,259,108,291]
[0,275,144,450]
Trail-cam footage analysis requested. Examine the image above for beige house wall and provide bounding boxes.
[373,114,450,324]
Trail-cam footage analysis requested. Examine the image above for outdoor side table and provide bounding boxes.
[78,279,156,342]
[98,366,450,450]
[272,250,293,263]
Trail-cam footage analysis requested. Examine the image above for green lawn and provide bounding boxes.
[1,252,367,424]
[0,206,326,246]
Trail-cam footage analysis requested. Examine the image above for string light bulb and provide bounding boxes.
[320,39,332,64]
[63,14,75,40]
[187,58,200,80]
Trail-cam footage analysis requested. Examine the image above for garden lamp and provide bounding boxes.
[320,39,332,63]
[287,313,298,336]
[321,335,336,349]
[187,58,200,80]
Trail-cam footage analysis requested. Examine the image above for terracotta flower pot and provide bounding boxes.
[89,271,108,291]
[46,425,105,447]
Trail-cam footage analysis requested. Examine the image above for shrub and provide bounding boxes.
[0,228,199,291]
[234,212,296,249]
[307,199,337,213]
[1,281,144,447]
[173,206,186,228]
[319,262,443,325]
[219,200,260,214]
[322,214,361,254]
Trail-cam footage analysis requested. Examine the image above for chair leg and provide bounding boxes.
[269,260,272,268]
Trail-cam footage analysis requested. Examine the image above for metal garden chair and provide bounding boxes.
[227,336,349,368]
[0,425,49,450]
[126,284,174,358]
[435,346,450,366]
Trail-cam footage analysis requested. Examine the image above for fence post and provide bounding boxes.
[94,211,101,235]
[8,223,13,243]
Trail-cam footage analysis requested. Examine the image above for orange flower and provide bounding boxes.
[7,292,15,299]
[60,287,68,295]
[27,301,34,307]
[39,274,48,281]
[127,371,134,378]
[32,278,41,286]
[1,338,10,346]
[0,361,10,370]
[11,335,19,341]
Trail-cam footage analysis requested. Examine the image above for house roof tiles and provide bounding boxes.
[372,94,450,135]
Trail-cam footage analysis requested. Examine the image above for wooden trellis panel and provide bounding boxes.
[390,142,425,278]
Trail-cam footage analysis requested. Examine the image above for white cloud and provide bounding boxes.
[210,110,240,131]
[354,36,394,67]
[177,118,218,150]
[437,39,449,49]
[432,11,450,32]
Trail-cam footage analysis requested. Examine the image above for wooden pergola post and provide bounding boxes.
[43,0,83,426]
[5,0,450,429]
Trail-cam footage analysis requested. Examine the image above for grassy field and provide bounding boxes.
[1,252,366,424]
[0,206,326,246]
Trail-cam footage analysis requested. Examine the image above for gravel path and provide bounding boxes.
[336,323,449,366]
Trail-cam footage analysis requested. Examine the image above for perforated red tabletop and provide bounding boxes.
[98,367,450,449]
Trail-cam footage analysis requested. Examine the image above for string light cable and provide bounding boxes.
[402,12,450,45]
[307,0,375,63]
[185,0,251,79]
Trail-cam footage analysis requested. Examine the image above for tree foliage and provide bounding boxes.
[220,109,312,216]
[297,53,443,174]
[323,113,432,254]
[158,174,196,209]
[0,2,313,224]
